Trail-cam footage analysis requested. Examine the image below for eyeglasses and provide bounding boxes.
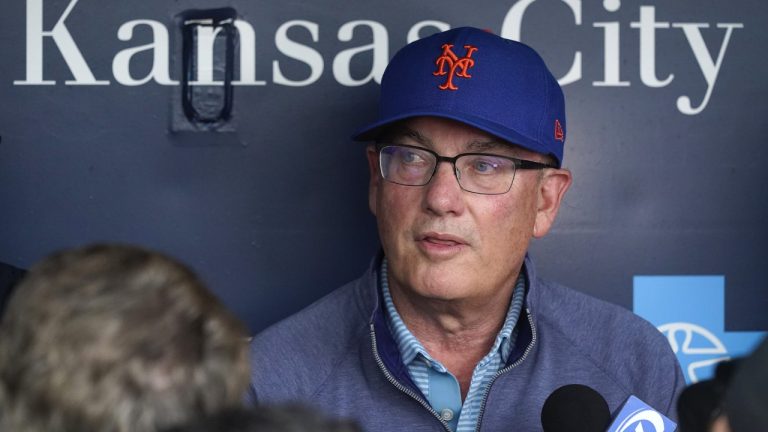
[377,144,555,195]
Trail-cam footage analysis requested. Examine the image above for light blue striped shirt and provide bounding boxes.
[381,258,526,432]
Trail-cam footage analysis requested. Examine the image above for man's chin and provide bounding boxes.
[410,266,475,294]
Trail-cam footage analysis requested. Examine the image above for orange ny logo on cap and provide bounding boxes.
[433,44,478,91]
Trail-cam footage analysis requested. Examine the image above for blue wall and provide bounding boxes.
[1,0,765,345]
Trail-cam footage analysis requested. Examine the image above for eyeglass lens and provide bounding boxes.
[379,145,517,194]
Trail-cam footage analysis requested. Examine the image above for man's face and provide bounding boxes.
[367,117,570,305]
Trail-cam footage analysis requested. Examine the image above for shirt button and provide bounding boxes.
[440,408,454,421]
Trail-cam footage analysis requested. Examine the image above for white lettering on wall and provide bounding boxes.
[501,0,583,86]
[273,20,323,87]
[673,23,743,115]
[233,20,266,86]
[593,0,629,87]
[10,0,745,114]
[112,20,177,86]
[631,6,673,88]
[190,25,223,85]
[333,20,388,86]
[14,0,108,85]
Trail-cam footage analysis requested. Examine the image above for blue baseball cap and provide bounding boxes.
[352,27,566,167]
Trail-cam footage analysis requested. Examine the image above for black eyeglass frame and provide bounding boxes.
[376,143,557,195]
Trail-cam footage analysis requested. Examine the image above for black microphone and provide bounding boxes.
[541,384,611,432]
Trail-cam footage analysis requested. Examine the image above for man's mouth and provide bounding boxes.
[418,232,468,247]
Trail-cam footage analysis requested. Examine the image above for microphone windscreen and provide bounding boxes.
[541,384,611,432]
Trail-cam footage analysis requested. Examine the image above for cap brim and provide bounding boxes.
[351,110,558,166]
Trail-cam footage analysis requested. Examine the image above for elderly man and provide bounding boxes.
[250,27,684,431]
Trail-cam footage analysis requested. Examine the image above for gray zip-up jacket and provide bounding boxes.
[249,255,685,431]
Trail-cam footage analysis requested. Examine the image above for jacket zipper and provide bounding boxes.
[473,308,538,432]
[370,323,452,432]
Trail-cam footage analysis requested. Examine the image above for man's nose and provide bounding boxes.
[423,161,466,216]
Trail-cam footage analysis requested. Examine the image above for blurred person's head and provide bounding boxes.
[677,360,740,432]
[0,244,250,432]
[720,337,768,432]
[163,405,362,432]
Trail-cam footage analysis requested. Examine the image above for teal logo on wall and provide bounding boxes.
[633,276,765,384]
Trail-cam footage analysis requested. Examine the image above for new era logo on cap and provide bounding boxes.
[555,119,564,142]
[433,44,478,91]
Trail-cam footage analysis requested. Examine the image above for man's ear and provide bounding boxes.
[533,168,572,238]
[366,145,380,216]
